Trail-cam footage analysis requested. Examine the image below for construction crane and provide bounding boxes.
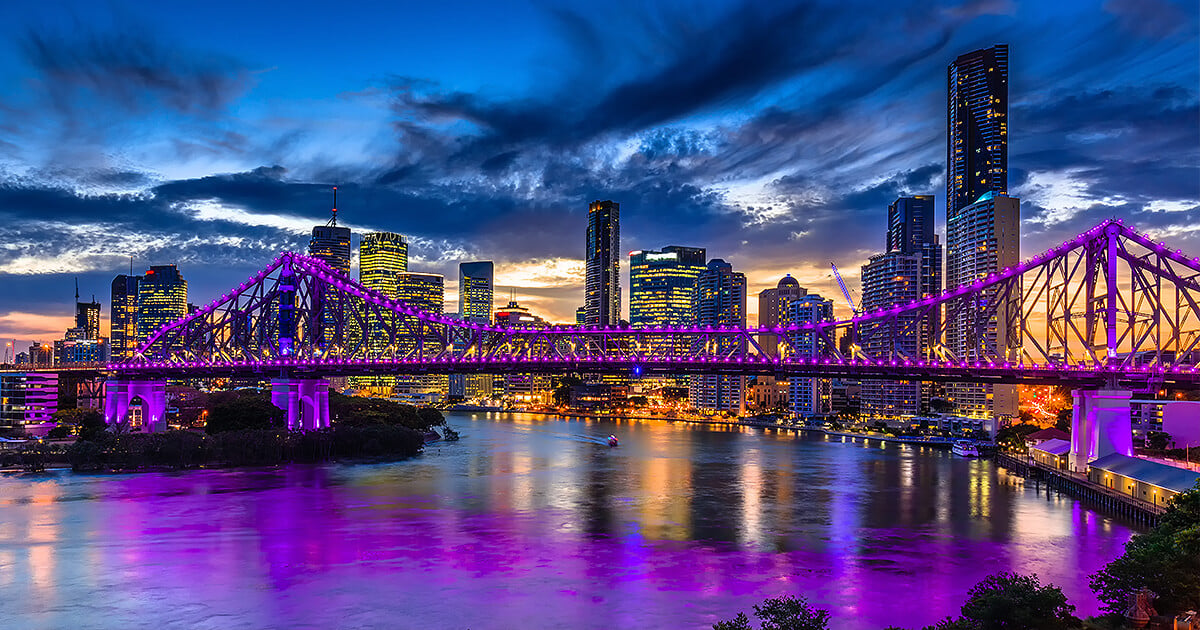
[830,262,860,315]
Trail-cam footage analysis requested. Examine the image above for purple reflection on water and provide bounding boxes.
[0,414,1137,629]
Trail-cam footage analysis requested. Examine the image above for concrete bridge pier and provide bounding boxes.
[1068,389,1133,472]
[271,378,330,430]
[103,378,168,432]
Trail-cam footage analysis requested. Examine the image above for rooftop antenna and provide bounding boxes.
[75,277,79,302]
[130,255,134,277]
[326,186,339,227]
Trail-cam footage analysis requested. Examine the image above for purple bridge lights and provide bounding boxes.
[101,219,1199,469]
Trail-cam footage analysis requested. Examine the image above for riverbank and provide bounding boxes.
[501,409,958,447]
[17,425,427,473]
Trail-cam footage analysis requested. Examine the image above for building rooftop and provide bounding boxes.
[1089,452,1200,494]
[1027,427,1070,442]
[1031,438,1070,456]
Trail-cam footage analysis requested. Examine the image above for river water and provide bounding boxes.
[0,413,1137,629]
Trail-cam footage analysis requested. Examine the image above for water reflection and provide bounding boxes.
[0,413,1138,630]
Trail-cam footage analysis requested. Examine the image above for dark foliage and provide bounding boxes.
[205,390,285,434]
[1090,480,1200,615]
[328,392,445,432]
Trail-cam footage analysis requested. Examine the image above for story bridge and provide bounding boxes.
[84,218,1200,470]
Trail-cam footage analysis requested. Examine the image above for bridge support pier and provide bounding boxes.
[1069,389,1133,472]
[271,378,330,430]
[103,378,168,432]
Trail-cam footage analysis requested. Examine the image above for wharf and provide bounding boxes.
[996,452,1165,526]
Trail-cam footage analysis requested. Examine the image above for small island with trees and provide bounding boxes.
[5,389,457,473]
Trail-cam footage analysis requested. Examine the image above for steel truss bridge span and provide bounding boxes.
[111,219,1200,391]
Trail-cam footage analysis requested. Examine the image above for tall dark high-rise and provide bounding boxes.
[74,298,101,341]
[861,196,942,417]
[947,44,1018,427]
[110,275,139,360]
[947,44,1008,218]
[584,200,620,326]
[309,190,352,348]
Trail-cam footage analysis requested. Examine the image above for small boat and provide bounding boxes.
[607,435,619,447]
[952,440,980,457]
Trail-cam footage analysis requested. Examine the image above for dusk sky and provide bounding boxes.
[1,0,1197,347]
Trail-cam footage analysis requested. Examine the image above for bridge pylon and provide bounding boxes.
[1068,389,1134,473]
[270,378,331,430]
[103,378,167,433]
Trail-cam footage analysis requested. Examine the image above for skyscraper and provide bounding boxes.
[860,252,923,416]
[629,246,706,327]
[136,265,188,343]
[309,194,352,349]
[110,274,139,360]
[458,261,495,400]
[394,272,447,398]
[459,261,494,323]
[861,196,942,417]
[947,44,1008,219]
[787,295,834,417]
[690,259,746,413]
[584,200,620,326]
[357,232,408,391]
[947,44,1016,426]
[360,232,408,294]
[945,192,1020,422]
[757,275,806,356]
[75,296,101,341]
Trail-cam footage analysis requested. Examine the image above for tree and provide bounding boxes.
[714,613,752,630]
[713,595,830,630]
[955,572,1081,629]
[47,425,70,439]
[1055,407,1072,432]
[1090,480,1200,615]
[1146,431,1172,450]
[205,391,285,434]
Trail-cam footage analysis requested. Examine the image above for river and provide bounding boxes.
[0,412,1137,629]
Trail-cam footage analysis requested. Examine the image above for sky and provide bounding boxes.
[0,0,1197,350]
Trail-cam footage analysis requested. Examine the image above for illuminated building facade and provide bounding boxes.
[394,272,447,397]
[0,372,58,431]
[360,232,408,294]
[356,232,408,390]
[75,299,101,341]
[757,275,806,356]
[860,252,922,415]
[459,261,494,322]
[584,200,620,326]
[110,275,139,359]
[787,295,834,417]
[494,300,551,402]
[690,259,746,413]
[629,246,706,327]
[458,261,495,399]
[947,44,1015,423]
[945,192,1020,421]
[947,44,1008,219]
[861,196,942,416]
[136,265,188,343]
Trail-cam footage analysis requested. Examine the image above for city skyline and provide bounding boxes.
[0,1,1196,347]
